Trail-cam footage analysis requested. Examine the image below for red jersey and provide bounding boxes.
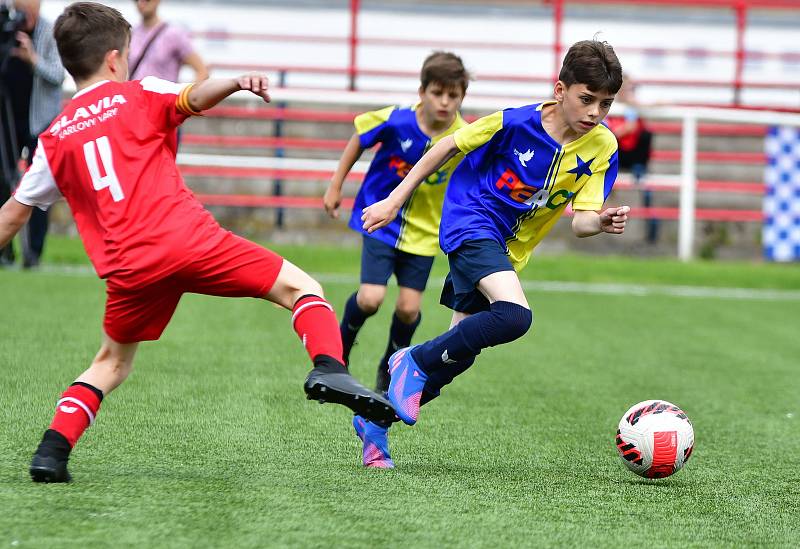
[14,77,228,288]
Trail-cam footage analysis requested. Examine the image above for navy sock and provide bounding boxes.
[420,357,475,406]
[340,292,375,364]
[375,312,421,392]
[411,301,532,374]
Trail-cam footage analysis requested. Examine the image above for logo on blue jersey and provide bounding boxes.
[424,169,448,186]
[388,154,448,186]
[513,148,534,167]
[398,137,413,153]
[495,168,574,209]
[388,155,412,178]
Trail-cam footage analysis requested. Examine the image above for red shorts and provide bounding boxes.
[103,233,283,344]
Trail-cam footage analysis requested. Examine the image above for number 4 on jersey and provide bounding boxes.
[83,136,124,202]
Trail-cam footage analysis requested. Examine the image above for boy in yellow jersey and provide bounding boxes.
[361,40,631,465]
[324,52,469,468]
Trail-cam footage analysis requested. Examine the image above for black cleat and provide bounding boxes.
[304,369,396,424]
[30,453,71,483]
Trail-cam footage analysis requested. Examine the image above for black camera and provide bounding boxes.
[0,4,27,62]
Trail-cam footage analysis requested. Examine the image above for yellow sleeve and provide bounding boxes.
[453,111,504,154]
[354,105,397,135]
[571,172,606,211]
[572,140,617,211]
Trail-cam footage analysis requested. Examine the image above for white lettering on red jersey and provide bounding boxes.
[14,78,227,287]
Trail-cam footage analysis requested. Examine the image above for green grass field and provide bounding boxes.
[1,237,799,548]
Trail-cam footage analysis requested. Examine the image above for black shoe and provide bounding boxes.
[22,253,40,269]
[30,453,71,483]
[375,362,391,394]
[304,369,396,424]
[0,245,14,267]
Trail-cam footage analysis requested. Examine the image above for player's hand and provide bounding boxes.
[599,205,630,234]
[361,198,399,233]
[237,73,270,103]
[323,185,342,219]
[12,32,37,66]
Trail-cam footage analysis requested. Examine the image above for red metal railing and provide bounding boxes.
[207,104,772,136]
[199,0,800,108]
[182,133,768,165]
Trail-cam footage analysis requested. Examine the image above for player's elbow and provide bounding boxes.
[437,134,458,155]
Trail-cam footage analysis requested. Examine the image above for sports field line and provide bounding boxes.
[316,273,800,301]
[24,264,800,301]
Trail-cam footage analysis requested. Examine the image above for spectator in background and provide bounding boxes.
[606,75,657,244]
[0,0,64,268]
[129,0,208,83]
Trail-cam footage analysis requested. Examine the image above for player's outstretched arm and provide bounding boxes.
[187,73,270,112]
[324,133,364,219]
[361,134,459,233]
[0,198,33,249]
[572,206,630,237]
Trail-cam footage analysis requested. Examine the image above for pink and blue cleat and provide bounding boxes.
[352,415,394,469]
[387,346,428,425]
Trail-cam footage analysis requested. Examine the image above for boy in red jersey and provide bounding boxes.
[0,1,393,483]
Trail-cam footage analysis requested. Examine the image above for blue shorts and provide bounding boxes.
[439,239,515,314]
[360,235,435,291]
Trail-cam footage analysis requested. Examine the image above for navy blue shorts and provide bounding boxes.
[439,239,515,314]
[360,235,435,291]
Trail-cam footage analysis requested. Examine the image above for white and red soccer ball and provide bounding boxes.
[616,400,694,479]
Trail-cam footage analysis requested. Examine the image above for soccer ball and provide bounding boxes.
[616,400,694,479]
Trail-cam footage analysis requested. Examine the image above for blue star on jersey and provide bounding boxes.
[568,154,594,181]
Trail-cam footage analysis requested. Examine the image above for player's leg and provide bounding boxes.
[410,271,531,376]
[388,241,533,425]
[373,249,433,392]
[419,310,474,406]
[265,259,396,422]
[75,333,139,393]
[30,334,140,483]
[373,286,422,392]
[355,309,469,469]
[183,234,395,423]
[341,283,386,364]
[340,235,394,364]
[353,250,433,467]
[30,277,183,483]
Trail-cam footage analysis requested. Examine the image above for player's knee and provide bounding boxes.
[293,276,325,302]
[490,301,532,344]
[394,303,419,324]
[356,289,384,314]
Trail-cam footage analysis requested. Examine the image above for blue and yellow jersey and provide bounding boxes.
[348,104,466,256]
[442,101,619,271]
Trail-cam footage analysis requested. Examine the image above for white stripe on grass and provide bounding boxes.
[25,265,800,302]
[315,273,800,302]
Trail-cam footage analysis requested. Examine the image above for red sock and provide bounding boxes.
[291,295,344,364]
[49,383,103,448]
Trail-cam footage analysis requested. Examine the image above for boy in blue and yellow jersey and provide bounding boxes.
[324,52,469,468]
[360,40,631,466]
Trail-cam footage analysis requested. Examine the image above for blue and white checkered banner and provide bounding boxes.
[764,126,800,262]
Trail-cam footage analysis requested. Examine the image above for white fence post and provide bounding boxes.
[678,115,698,261]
